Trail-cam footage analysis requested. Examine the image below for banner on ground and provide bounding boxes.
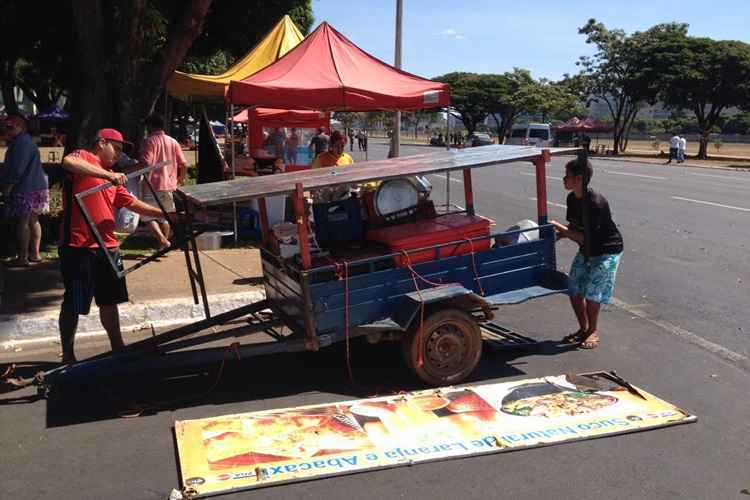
[175,371,695,497]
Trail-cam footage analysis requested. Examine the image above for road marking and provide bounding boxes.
[520,172,563,181]
[603,170,668,180]
[611,298,749,367]
[529,197,566,209]
[671,196,750,213]
[689,172,750,182]
[432,173,463,184]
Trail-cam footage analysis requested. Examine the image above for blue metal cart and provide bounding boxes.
[14,145,576,390]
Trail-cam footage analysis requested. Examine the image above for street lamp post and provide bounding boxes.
[391,0,402,158]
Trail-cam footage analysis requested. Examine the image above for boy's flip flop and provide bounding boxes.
[579,333,601,349]
[561,331,585,344]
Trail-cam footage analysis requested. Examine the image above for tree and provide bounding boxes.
[433,72,490,135]
[12,0,315,151]
[402,109,439,138]
[721,112,750,135]
[0,2,75,115]
[576,19,670,153]
[657,37,750,158]
[480,70,535,142]
[334,112,359,133]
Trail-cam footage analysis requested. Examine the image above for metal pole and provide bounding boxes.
[446,107,451,210]
[390,0,402,158]
[230,103,238,243]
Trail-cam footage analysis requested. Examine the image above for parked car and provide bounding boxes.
[506,123,553,147]
[466,132,494,147]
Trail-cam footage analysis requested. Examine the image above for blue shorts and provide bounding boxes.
[59,246,129,315]
[568,252,623,304]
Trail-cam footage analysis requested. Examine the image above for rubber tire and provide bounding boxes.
[402,308,482,386]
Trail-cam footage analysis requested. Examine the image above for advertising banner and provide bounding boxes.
[175,371,695,497]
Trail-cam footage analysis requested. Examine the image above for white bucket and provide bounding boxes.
[195,231,224,250]
[496,219,540,246]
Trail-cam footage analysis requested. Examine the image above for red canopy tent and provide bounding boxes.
[553,117,613,133]
[233,108,331,151]
[226,22,450,111]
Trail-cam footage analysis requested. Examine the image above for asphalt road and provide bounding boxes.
[2,140,749,499]
[365,140,750,360]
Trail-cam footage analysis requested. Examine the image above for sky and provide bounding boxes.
[311,0,750,81]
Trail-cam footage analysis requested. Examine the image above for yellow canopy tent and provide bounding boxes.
[167,15,304,102]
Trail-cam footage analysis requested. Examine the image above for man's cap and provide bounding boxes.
[97,128,133,146]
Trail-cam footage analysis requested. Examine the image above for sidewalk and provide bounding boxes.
[0,248,266,345]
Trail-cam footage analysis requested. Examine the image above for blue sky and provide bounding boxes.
[311,0,749,81]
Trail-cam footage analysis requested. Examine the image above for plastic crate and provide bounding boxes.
[312,197,364,246]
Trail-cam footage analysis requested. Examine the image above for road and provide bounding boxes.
[1,140,749,500]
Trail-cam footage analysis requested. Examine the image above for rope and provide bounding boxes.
[335,261,355,384]
[343,261,354,384]
[199,249,247,279]
[116,342,242,418]
[463,238,485,296]
[401,251,426,368]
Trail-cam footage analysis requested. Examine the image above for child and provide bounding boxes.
[550,158,624,349]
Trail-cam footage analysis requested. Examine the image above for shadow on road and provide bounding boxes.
[1,334,578,428]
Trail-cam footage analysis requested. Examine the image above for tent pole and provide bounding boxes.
[230,103,238,243]
[446,107,451,211]
[391,0,402,158]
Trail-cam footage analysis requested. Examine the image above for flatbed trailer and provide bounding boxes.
[6,145,578,390]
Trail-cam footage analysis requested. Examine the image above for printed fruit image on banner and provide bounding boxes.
[174,371,696,498]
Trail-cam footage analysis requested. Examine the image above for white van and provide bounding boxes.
[506,123,553,147]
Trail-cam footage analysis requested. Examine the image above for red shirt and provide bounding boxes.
[61,149,136,248]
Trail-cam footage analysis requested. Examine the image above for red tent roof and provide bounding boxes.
[233,108,328,125]
[553,117,613,133]
[226,22,450,111]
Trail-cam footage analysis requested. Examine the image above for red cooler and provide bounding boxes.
[366,214,492,267]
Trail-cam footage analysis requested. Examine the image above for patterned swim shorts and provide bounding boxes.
[568,251,623,305]
[7,189,49,217]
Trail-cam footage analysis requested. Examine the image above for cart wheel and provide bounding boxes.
[402,308,482,386]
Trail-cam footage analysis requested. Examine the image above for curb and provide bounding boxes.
[0,290,265,348]
[586,155,750,172]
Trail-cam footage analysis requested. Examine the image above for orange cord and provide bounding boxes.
[343,261,355,384]
[463,238,485,296]
[116,341,242,418]
[401,251,426,368]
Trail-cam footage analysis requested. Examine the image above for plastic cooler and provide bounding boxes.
[365,214,491,266]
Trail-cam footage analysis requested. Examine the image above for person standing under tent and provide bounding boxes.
[550,157,624,350]
[0,115,49,267]
[311,130,354,202]
[285,128,300,165]
[139,113,187,251]
[309,127,329,160]
[348,128,355,151]
[58,128,169,364]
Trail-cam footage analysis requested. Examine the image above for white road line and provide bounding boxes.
[520,172,563,181]
[671,196,750,213]
[689,172,750,182]
[432,173,463,184]
[529,197,566,209]
[603,170,668,180]
[611,298,748,366]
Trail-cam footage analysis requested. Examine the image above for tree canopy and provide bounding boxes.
[1,0,313,150]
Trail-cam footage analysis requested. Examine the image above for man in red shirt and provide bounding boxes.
[59,128,167,364]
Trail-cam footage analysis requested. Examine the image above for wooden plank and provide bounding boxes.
[179,145,579,207]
